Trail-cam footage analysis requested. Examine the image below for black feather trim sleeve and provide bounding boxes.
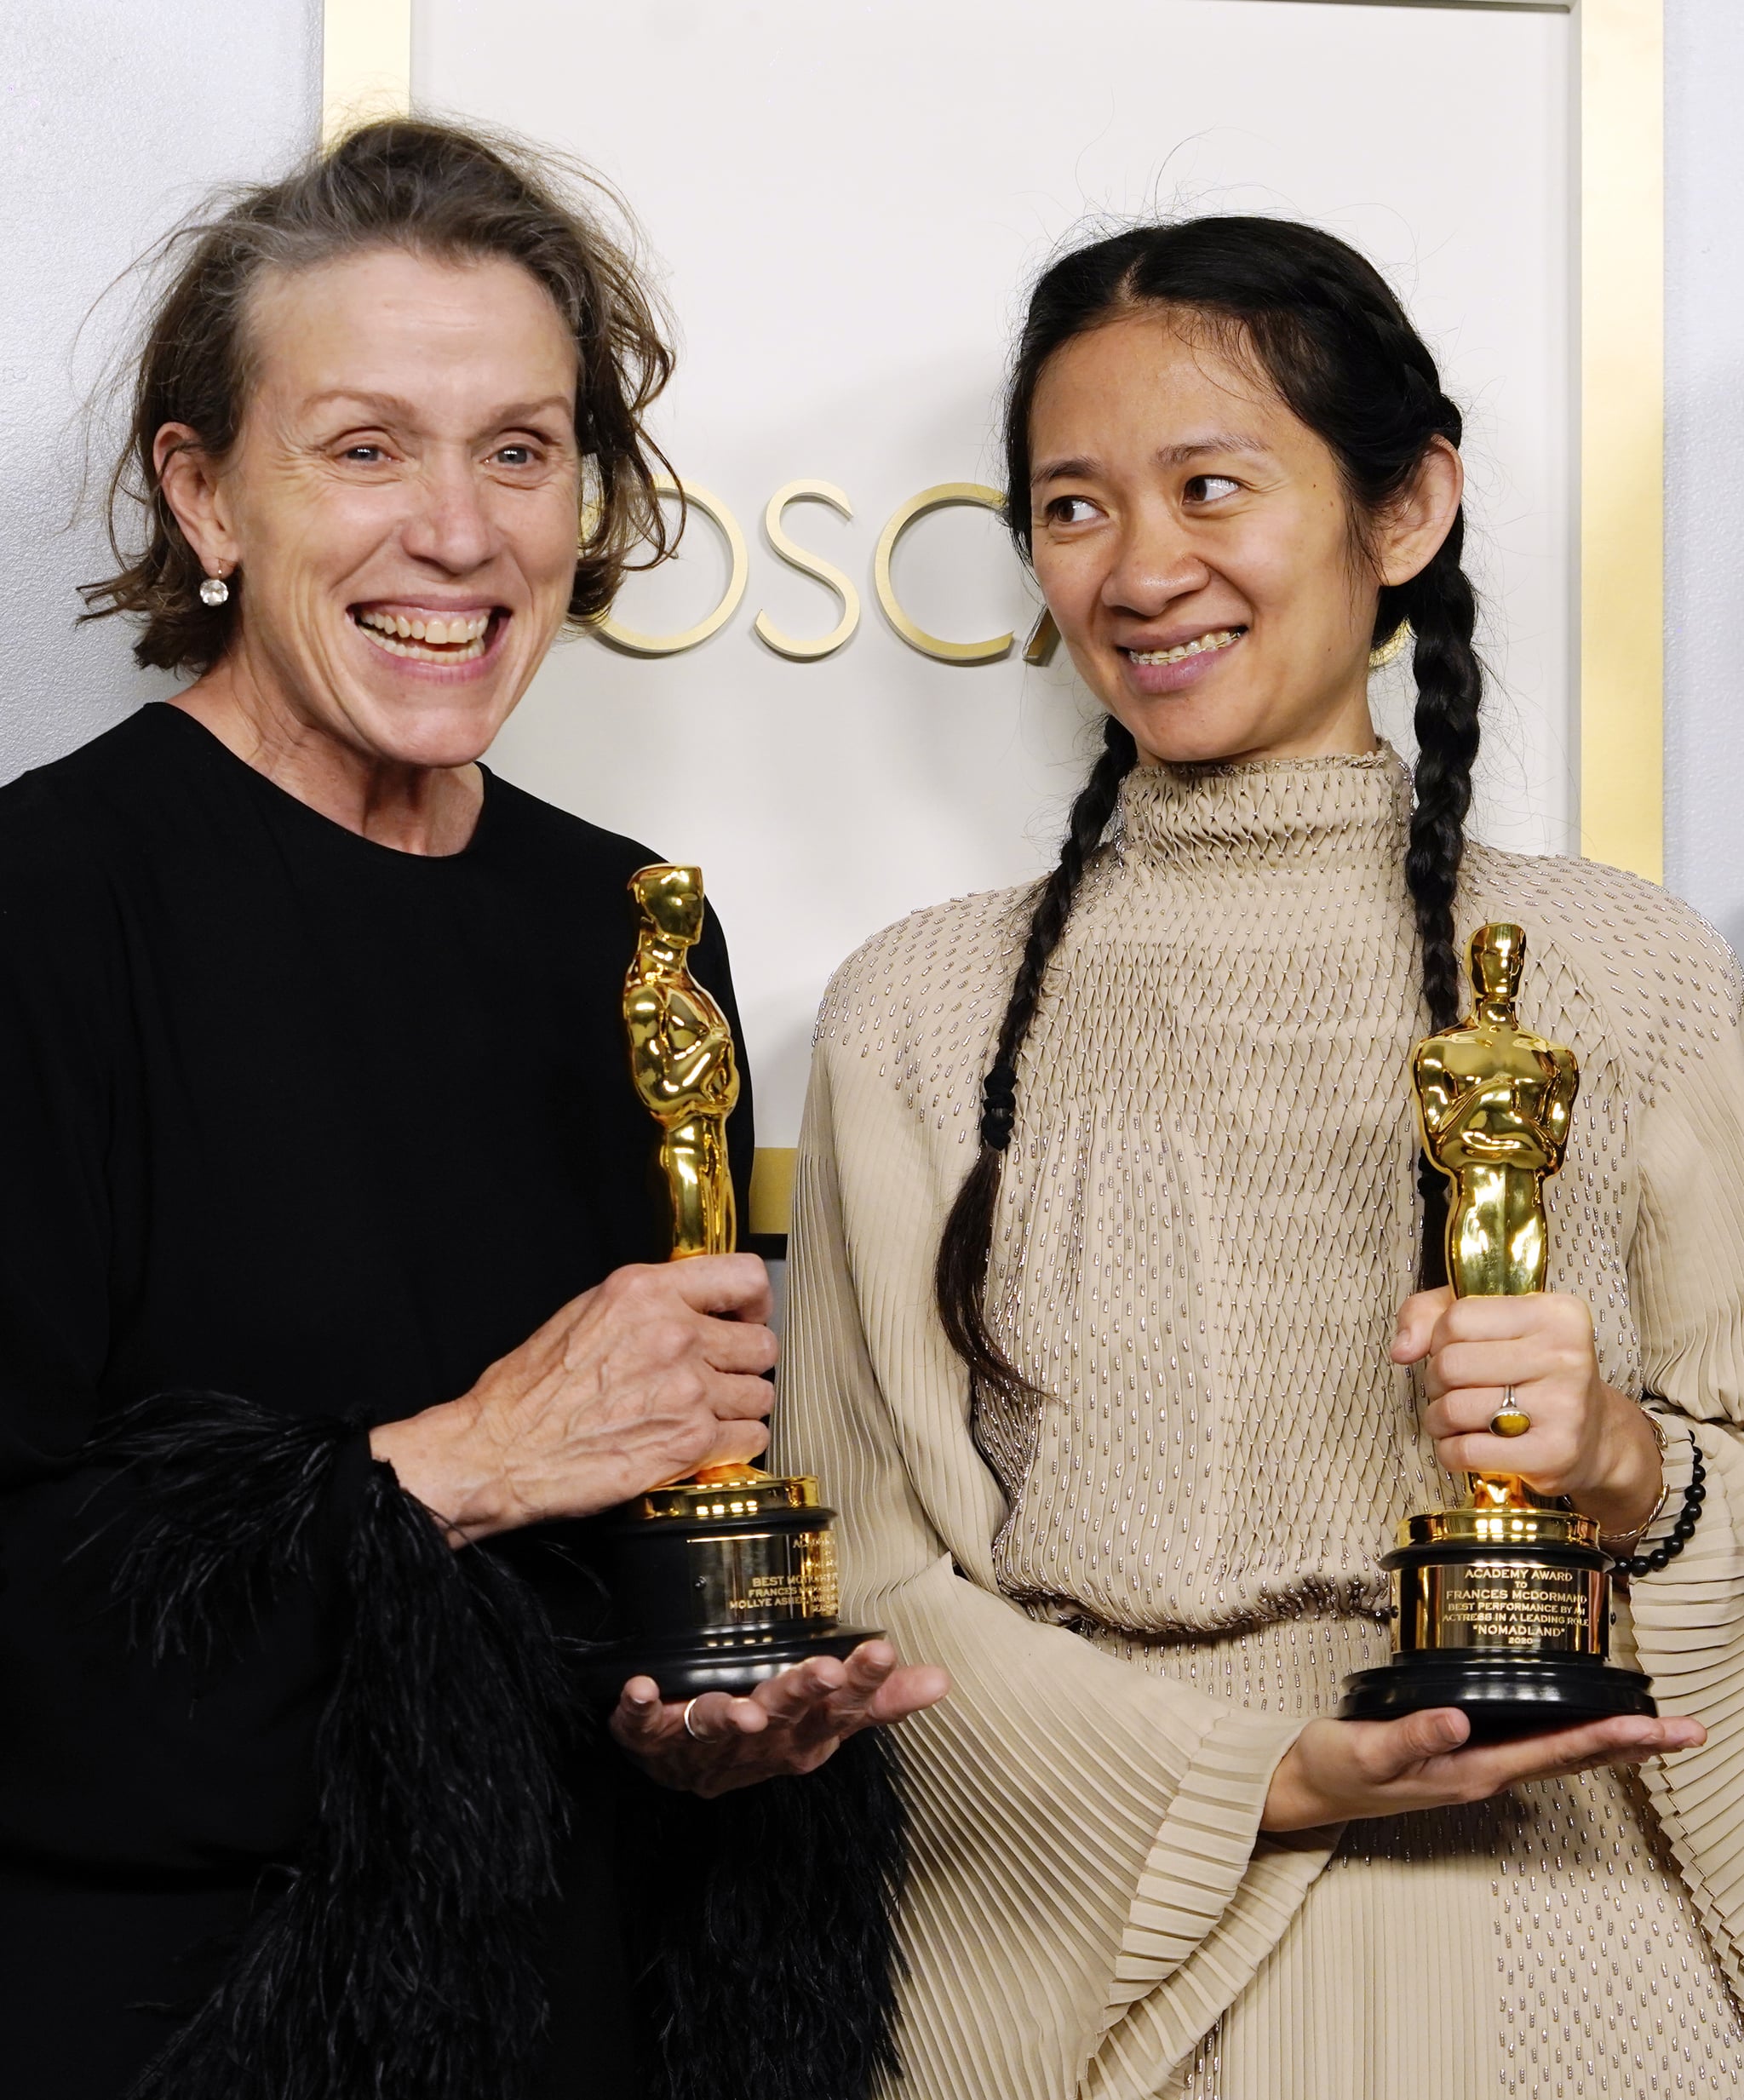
[635,1730,909,2100]
[82,1391,909,2100]
[83,1392,567,2100]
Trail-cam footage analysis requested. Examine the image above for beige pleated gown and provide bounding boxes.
[775,749,1744,2099]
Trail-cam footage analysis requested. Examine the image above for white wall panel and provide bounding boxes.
[2,1,320,783]
[1666,0,1744,956]
[418,0,1575,1144]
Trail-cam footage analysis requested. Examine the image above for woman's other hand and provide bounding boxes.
[1392,1285,1665,1539]
[370,1254,777,1540]
[1262,1707,1705,1832]
[609,1640,950,1799]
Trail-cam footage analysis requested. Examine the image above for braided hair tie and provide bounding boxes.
[980,1063,1018,1151]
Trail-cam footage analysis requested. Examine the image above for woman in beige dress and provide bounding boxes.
[775,217,1744,2097]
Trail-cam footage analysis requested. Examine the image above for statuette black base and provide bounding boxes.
[1339,1653,1656,1741]
[583,1466,879,1706]
[582,1619,881,1705]
[1338,1500,1657,1741]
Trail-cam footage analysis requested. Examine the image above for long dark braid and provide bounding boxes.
[1395,525,1483,1286]
[934,713,1138,1388]
[935,215,1484,1381]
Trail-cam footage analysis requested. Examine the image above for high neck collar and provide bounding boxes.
[1115,742,1412,879]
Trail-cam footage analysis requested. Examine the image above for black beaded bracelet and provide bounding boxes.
[1616,1439,1707,1579]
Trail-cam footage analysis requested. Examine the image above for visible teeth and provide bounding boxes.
[360,630,488,664]
[1128,628,1242,666]
[356,619,490,664]
[357,609,492,655]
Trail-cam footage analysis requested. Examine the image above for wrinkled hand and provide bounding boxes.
[610,1639,950,1799]
[370,1254,777,1541]
[1393,1286,1663,1538]
[1262,1706,1705,1832]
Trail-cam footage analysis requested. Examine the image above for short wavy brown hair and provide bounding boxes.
[82,117,676,672]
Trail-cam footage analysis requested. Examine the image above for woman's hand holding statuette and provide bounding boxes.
[1392,1285,1666,1540]
[369,1254,777,1542]
[1259,1281,1704,1834]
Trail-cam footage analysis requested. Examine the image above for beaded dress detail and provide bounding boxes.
[778,745,1744,2099]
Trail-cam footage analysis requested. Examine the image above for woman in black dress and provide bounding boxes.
[0,118,943,2100]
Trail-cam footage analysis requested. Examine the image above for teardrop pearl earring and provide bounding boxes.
[198,572,231,608]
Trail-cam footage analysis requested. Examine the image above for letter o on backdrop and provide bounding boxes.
[588,476,749,657]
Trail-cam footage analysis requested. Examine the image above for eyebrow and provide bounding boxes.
[304,389,576,427]
[1031,433,1271,485]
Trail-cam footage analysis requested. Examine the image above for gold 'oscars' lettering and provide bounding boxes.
[1023,607,1062,666]
[588,475,1024,662]
[589,476,749,658]
[873,482,1014,664]
[753,479,861,660]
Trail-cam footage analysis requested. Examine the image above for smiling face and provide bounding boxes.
[1029,310,1436,768]
[164,246,582,773]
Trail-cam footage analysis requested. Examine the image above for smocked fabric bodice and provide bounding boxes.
[977,746,1455,1653]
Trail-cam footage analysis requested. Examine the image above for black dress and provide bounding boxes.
[0,703,768,2096]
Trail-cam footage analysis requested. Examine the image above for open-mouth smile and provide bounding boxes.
[351,605,506,666]
[1123,626,1246,666]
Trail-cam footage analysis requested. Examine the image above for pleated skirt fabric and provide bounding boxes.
[1091,1620,1744,2100]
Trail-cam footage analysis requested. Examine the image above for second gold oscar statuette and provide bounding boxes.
[579,864,876,1703]
[1338,923,1655,1738]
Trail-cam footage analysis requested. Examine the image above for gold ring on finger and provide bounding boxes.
[1490,1385,1531,1438]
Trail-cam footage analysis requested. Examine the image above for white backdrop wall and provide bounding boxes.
[1666,0,1744,959]
[3,3,1739,1137]
[419,0,1575,1145]
[3,0,321,776]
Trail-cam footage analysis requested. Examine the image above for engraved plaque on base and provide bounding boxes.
[1340,1502,1654,1741]
[582,1466,875,1703]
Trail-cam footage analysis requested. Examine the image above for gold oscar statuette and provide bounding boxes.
[582,864,876,1702]
[1339,924,1655,1737]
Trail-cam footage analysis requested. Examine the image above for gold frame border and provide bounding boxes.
[1578,0,1663,881]
[323,0,1665,1229]
[322,0,410,142]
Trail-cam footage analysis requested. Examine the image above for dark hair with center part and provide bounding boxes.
[936,215,1478,1391]
[81,117,676,673]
